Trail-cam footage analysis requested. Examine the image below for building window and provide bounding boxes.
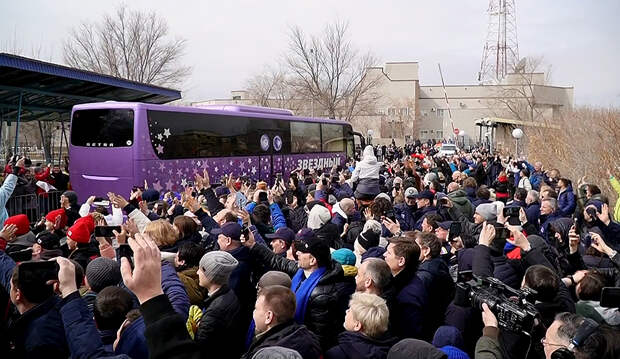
[436,109,445,119]
[387,108,396,116]
[232,95,241,100]
[436,130,443,139]
[399,108,409,116]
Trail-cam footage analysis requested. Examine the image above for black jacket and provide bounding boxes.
[68,242,100,271]
[243,320,322,359]
[249,243,349,350]
[195,285,245,359]
[325,331,399,359]
[227,245,256,323]
[141,294,201,359]
[289,206,309,233]
[313,221,342,249]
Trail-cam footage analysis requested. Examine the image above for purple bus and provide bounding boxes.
[69,102,364,200]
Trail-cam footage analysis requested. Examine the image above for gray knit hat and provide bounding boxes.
[199,251,238,285]
[475,203,497,222]
[252,346,302,359]
[86,257,121,293]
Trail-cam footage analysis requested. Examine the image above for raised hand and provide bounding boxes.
[54,257,78,298]
[120,233,164,304]
[478,222,496,247]
[125,218,139,238]
[108,192,129,209]
[597,203,611,225]
[382,217,401,235]
[184,195,201,213]
[506,226,531,251]
[590,232,615,257]
[0,224,18,242]
[203,169,210,187]
[568,225,580,254]
[113,225,128,245]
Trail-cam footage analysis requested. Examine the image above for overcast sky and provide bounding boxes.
[1,0,619,106]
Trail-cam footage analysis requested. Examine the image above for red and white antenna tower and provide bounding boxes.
[478,0,520,83]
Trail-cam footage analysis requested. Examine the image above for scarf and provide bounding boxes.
[291,267,327,323]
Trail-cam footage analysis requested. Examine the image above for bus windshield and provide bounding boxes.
[71,109,134,147]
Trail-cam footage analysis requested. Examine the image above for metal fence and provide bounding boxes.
[6,190,63,223]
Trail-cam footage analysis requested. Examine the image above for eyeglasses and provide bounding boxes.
[540,337,566,348]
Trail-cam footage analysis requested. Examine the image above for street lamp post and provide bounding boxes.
[512,128,524,157]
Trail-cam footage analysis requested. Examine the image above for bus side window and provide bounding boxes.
[291,122,320,153]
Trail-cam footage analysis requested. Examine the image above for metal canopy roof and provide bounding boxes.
[0,52,182,122]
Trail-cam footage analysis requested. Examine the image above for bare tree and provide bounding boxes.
[63,5,190,87]
[245,66,300,112]
[285,21,382,121]
[488,56,553,123]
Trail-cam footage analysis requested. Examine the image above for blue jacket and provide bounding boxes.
[0,174,17,226]
[394,203,416,231]
[416,258,455,341]
[540,212,563,242]
[161,262,190,320]
[332,183,354,201]
[526,203,541,228]
[529,171,545,191]
[413,206,437,231]
[391,266,428,339]
[557,186,576,217]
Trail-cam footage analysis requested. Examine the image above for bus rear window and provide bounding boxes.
[71,109,134,147]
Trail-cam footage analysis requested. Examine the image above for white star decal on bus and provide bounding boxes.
[158,163,166,172]
[214,167,219,172]
[163,128,171,138]
[181,178,187,187]
[168,169,173,175]
[156,144,164,154]
[229,160,233,166]
[239,163,245,170]
[156,133,163,141]
[251,167,257,175]
[248,158,252,164]
[165,179,173,191]
[176,169,183,176]
[153,181,163,192]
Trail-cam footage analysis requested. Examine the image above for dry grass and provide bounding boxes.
[524,107,620,207]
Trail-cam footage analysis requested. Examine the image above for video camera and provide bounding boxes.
[454,275,538,333]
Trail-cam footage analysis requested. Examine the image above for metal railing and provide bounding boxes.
[6,190,63,223]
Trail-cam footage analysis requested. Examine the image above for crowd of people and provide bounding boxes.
[0,142,619,359]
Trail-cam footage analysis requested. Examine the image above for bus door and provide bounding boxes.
[258,130,284,184]
[352,131,366,161]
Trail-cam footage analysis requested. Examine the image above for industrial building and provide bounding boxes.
[195,61,573,149]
